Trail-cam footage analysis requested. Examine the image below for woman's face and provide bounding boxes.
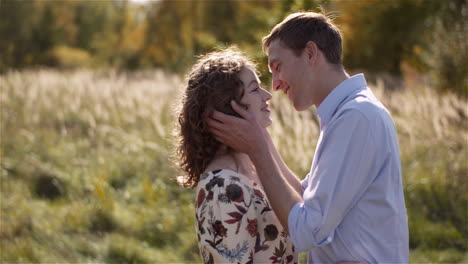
[239,67,272,127]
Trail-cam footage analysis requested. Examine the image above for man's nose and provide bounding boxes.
[272,75,282,91]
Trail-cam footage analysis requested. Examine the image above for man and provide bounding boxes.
[208,12,409,263]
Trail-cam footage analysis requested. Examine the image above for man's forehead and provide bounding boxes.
[267,40,282,63]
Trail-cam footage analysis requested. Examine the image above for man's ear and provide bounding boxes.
[305,41,319,65]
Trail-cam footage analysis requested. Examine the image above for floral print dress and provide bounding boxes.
[195,169,297,264]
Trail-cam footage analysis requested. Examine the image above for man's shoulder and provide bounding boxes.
[339,89,391,123]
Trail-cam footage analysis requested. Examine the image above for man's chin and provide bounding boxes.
[293,101,309,111]
[292,100,301,111]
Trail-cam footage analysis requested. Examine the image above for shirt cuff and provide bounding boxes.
[288,201,309,252]
[288,201,333,252]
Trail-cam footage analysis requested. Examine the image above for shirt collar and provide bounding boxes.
[316,74,367,128]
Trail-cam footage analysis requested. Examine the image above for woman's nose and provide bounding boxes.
[262,89,272,101]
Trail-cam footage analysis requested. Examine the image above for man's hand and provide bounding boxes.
[209,100,302,231]
[207,100,267,156]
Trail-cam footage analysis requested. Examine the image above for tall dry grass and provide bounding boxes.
[1,69,467,263]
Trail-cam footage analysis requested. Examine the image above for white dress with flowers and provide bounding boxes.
[195,169,298,264]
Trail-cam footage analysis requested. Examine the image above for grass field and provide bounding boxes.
[1,69,467,263]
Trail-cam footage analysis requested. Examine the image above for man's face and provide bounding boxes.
[267,39,313,111]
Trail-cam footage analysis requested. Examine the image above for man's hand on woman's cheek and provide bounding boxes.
[207,101,267,155]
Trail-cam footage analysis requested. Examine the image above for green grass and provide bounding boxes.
[1,69,467,263]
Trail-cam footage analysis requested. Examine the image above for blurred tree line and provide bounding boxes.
[0,0,466,95]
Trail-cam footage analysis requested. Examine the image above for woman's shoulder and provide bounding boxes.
[195,169,256,203]
[197,169,252,189]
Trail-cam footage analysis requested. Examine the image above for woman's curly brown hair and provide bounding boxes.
[175,48,257,188]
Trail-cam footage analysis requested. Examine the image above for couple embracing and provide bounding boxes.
[175,12,409,264]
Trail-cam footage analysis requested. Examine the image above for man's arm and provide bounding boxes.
[208,101,302,230]
[287,109,379,251]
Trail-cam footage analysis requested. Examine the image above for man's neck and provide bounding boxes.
[315,66,349,108]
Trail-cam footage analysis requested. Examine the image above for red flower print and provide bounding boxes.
[254,189,264,199]
[212,220,228,237]
[207,190,214,201]
[197,189,206,208]
[246,218,257,237]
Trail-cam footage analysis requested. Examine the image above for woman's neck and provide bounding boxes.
[206,148,260,184]
[228,152,261,185]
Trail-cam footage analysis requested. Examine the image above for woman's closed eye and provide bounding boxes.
[251,86,260,93]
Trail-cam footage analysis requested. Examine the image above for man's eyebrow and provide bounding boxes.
[268,58,279,72]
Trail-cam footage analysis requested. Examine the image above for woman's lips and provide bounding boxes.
[261,105,270,112]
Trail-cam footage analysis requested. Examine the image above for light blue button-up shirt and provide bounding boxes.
[288,74,409,263]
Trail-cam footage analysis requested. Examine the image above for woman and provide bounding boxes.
[175,48,298,263]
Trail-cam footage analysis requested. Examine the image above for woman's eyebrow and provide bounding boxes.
[248,80,258,88]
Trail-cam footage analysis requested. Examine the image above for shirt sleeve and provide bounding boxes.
[301,174,310,195]
[197,179,257,263]
[288,109,378,252]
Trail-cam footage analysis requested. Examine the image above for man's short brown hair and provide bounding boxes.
[263,12,343,66]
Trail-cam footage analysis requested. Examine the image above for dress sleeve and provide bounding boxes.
[196,177,257,263]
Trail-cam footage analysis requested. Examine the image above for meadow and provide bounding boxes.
[1,69,467,263]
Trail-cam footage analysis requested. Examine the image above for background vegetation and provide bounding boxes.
[1,0,467,263]
[1,0,466,95]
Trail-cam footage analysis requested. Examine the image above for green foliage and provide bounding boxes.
[0,0,142,71]
[338,0,433,74]
[1,69,466,262]
[105,234,155,264]
[1,0,465,95]
[33,171,67,200]
[90,209,118,234]
[410,248,468,263]
[46,46,91,68]
[0,0,43,69]
[0,69,200,263]
[422,2,468,96]
[336,0,467,96]
[142,0,279,72]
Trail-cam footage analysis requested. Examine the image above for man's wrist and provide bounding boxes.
[248,138,271,169]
